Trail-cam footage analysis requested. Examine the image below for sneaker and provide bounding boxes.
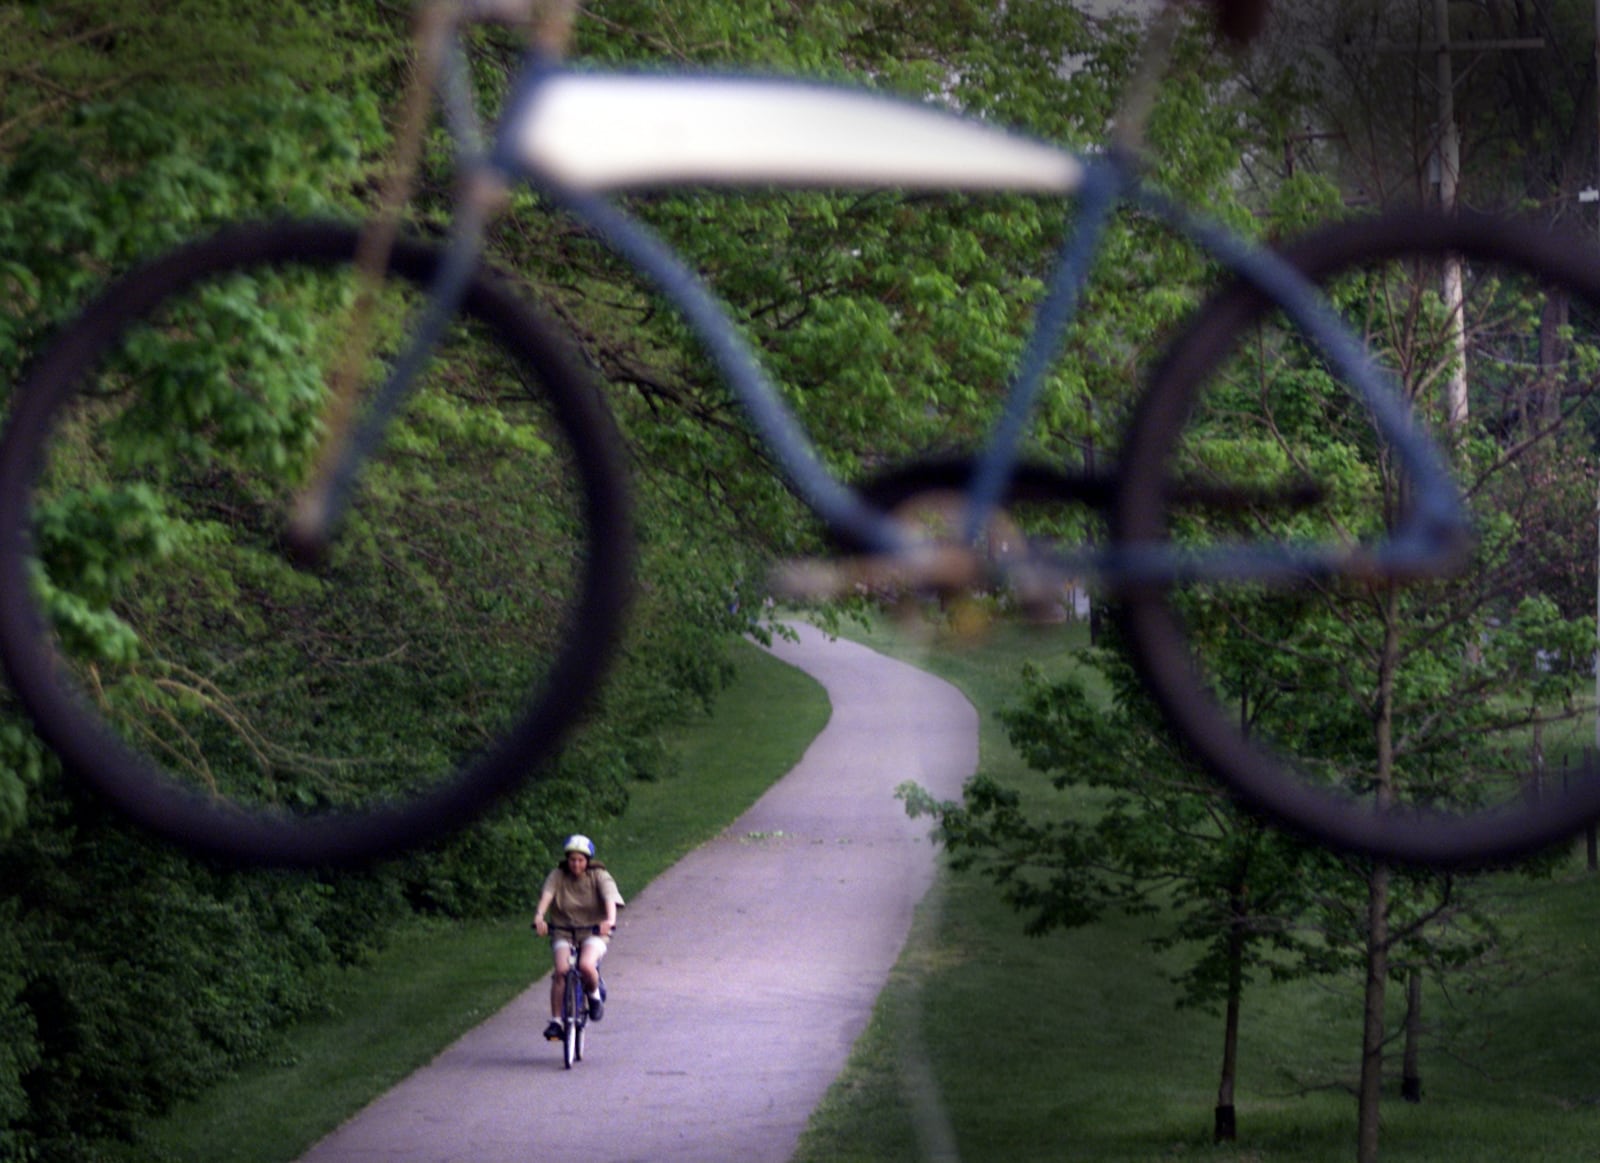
[543,1020,562,1041]
[587,995,604,1022]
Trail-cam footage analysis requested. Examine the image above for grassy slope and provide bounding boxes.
[793,617,1600,1163]
[129,635,828,1163]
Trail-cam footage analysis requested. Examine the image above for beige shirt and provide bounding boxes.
[539,865,624,932]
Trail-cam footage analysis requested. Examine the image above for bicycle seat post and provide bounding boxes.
[286,0,466,563]
[533,0,579,57]
[1108,1,1185,159]
[462,0,576,54]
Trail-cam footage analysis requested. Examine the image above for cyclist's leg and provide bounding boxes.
[576,935,608,1017]
[549,938,576,1018]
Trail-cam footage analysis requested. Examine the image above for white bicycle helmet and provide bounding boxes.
[563,833,595,857]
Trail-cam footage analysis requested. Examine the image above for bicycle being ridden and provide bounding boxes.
[533,835,622,1052]
[543,922,602,1067]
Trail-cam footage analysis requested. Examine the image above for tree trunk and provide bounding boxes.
[1358,591,1402,1163]
[1357,861,1390,1163]
[1526,720,1544,804]
[1401,970,1423,1103]
[1538,289,1569,429]
[1214,889,1246,1143]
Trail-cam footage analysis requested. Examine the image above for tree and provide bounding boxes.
[0,0,392,837]
[1145,210,1599,1160]
[1227,10,1600,1155]
[0,2,769,1152]
[904,10,1600,1153]
[880,7,1375,1145]
[0,1,1280,1152]
[1267,0,1597,219]
[904,646,1323,1145]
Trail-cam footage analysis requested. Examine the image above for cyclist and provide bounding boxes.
[533,834,624,1041]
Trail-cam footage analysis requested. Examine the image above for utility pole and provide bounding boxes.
[1587,0,1600,870]
[1433,0,1469,432]
[1584,0,1600,775]
[1379,4,1543,435]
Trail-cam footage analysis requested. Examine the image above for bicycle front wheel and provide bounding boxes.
[0,222,632,867]
[563,973,583,1069]
[1115,208,1600,867]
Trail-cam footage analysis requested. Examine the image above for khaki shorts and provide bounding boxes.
[549,927,609,957]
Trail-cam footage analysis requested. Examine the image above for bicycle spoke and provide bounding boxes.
[0,224,631,866]
[1117,209,1600,866]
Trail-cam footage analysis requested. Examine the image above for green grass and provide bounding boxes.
[128,636,827,1163]
[793,615,1600,1163]
[117,918,538,1163]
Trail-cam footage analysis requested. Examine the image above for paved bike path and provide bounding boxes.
[297,622,977,1163]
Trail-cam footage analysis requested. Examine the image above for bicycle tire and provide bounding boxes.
[1115,207,1600,867]
[0,221,632,867]
[563,972,582,1069]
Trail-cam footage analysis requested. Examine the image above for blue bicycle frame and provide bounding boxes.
[313,27,1470,591]
[489,56,1467,585]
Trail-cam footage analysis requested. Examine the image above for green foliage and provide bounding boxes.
[804,621,1600,1162]
[902,643,1320,1015]
[0,787,409,1159]
[8,0,1589,1157]
[0,3,388,380]
[0,902,38,1138]
[0,722,51,844]
[0,0,388,860]
[0,3,787,1154]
